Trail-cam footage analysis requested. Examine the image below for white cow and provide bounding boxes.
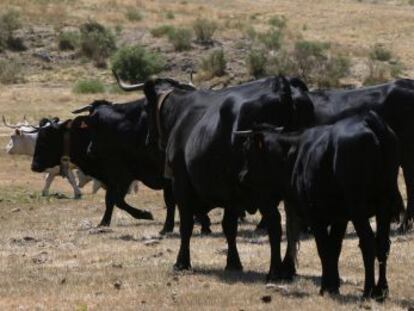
[3,116,83,199]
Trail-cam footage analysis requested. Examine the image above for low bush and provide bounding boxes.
[111,45,165,82]
[168,27,192,51]
[126,9,143,22]
[246,49,267,78]
[193,18,217,45]
[258,28,283,50]
[268,15,287,29]
[150,25,175,38]
[58,31,80,50]
[73,79,105,94]
[200,49,226,79]
[369,44,392,62]
[80,21,116,68]
[0,9,25,52]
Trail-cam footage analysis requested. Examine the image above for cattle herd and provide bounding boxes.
[4,71,414,301]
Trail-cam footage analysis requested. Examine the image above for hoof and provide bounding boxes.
[98,221,110,227]
[74,194,82,200]
[201,227,212,235]
[41,192,48,197]
[372,285,388,302]
[159,227,173,235]
[137,211,154,220]
[225,263,243,272]
[173,262,191,271]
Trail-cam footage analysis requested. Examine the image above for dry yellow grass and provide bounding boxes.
[0,0,414,309]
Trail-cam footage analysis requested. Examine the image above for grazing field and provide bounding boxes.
[1,0,414,310]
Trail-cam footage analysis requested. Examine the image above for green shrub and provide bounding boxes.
[293,40,330,78]
[166,11,175,19]
[200,49,226,79]
[0,59,22,84]
[409,0,414,5]
[126,9,143,22]
[258,28,283,50]
[364,60,389,85]
[168,27,192,51]
[0,9,24,51]
[58,31,80,50]
[80,21,116,68]
[314,55,351,88]
[111,45,165,82]
[244,26,257,41]
[246,49,267,78]
[369,44,392,62]
[193,18,217,45]
[150,25,175,38]
[268,15,287,29]
[73,79,105,94]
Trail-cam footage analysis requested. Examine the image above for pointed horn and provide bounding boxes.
[234,130,254,137]
[188,70,195,87]
[112,69,145,92]
[72,105,93,114]
[2,115,18,129]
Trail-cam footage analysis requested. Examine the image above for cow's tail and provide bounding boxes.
[364,110,403,220]
[285,201,301,269]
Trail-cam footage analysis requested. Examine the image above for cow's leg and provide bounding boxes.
[281,201,301,280]
[99,189,116,226]
[198,212,212,235]
[312,223,331,295]
[116,185,153,220]
[41,172,55,196]
[66,169,82,199]
[400,152,414,232]
[326,221,347,294]
[352,218,376,299]
[173,171,196,271]
[222,208,243,271]
[259,203,283,282]
[160,183,176,235]
[373,213,391,301]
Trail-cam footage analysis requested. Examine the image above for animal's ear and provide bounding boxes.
[80,121,88,129]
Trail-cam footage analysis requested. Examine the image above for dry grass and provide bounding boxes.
[0,0,414,309]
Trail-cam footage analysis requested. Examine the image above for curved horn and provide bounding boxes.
[234,130,254,137]
[188,70,195,87]
[72,105,93,114]
[112,69,145,92]
[2,115,18,129]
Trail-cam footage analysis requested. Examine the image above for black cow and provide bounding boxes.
[289,78,414,231]
[238,111,401,299]
[116,74,301,280]
[31,113,154,226]
[72,99,211,234]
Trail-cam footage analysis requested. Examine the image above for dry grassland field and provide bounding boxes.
[1,0,414,310]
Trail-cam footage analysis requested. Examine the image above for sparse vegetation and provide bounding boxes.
[369,43,392,62]
[246,48,267,78]
[168,27,192,51]
[193,18,217,45]
[111,45,165,83]
[58,31,80,50]
[0,59,22,84]
[258,28,283,50]
[200,49,226,79]
[73,79,105,94]
[126,8,143,22]
[268,15,287,29]
[150,25,175,38]
[0,9,25,52]
[166,11,175,19]
[80,21,116,68]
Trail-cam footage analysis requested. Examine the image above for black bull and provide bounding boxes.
[289,78,414,231]
[116,74,414,280]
